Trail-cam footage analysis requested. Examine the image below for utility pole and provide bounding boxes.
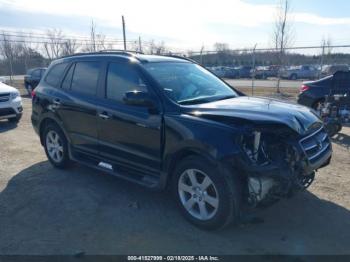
[251,44,257,96]
[122,15,126,50]
[319,43,325,79]
[138,36,142,53]
[200,45,204,65]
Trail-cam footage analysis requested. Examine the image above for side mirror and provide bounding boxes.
[123,90,154,107]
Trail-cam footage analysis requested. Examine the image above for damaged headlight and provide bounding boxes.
[239,131,270,166]
[239,128,301,170]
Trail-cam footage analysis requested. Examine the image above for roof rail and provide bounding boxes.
[163,54,198,64]
[60,49,143,59]
[99,49,144,54]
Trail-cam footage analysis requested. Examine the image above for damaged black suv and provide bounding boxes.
[31,51,332,229]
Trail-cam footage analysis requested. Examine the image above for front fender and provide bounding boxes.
[160,114,242,188]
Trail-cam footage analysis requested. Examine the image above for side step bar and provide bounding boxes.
[69,148,161,189]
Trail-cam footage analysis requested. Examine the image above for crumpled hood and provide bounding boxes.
[187,96,322,134]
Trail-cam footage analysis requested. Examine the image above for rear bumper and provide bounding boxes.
[297,93,315,108]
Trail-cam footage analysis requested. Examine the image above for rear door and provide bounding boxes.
[52,60,102,154]
[97,60,162,174]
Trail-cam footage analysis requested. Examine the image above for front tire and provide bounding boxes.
[43,123,70,169]
[172,156,241,230]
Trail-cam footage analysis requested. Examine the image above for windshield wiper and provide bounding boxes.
[178,97,213,105]
[215,95,236,101]
[178,95,236,105]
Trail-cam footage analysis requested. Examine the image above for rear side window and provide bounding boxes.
[71,61,101,96]
[106,62,147,102]
[32,70,41,77]
[45,63,68,87]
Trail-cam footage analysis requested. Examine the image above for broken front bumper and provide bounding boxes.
[238,127,332,206]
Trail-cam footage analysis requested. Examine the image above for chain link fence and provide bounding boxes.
[188,45,350,98]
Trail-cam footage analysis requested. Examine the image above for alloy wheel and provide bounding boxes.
[178,169,219,221]
[46,130,64,163]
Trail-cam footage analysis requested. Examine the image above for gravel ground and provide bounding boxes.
[0,97,350,255]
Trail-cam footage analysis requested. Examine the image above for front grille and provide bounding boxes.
[299,128,331,164]
[0,93,10,102]
[0,108,15,117]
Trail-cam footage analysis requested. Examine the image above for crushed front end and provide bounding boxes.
[236,125,332,207]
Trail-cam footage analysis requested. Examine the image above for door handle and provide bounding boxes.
[98,112,110,120]
[53,98,61,106]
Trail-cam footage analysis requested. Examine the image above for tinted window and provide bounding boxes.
[61,64,75,90]
[45,63,68,87]
[71,61,100,96]
[32,69,41,77]
[106,62,147,102]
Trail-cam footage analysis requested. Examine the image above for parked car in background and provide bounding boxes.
[251,65,280,79]
[24,67,47,95]
[208,66,226,78]
[208,66,239,79]
[223,67,239,78]
[297,76,333,109]
[298,72,350,136]
[32,51,331,230]
[321,64,349,78]
[281,65,319,80]
[235,66,252,78]
[0,82,22,123]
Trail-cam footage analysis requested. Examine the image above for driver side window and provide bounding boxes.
[106,62,147,103]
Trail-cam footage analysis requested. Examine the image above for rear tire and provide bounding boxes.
[43,123,71,169]
[172,156,241,230]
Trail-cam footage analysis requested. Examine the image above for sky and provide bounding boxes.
[0,0,350,52]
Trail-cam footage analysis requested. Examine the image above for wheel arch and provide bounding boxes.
[161,148,217,189]
[39,117,68,146]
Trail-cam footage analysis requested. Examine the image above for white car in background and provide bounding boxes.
[0,82,22,123]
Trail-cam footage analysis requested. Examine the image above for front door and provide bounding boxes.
[97,61,162,174]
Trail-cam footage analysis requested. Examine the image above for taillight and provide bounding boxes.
[31,88,36,98]
[300,84,310,92]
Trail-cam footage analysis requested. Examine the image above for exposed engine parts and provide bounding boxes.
[317,71,350,137]
[240,127,329,207]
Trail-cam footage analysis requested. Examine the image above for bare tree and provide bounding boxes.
[82,20,109,52]
[0,32,15,82]
[43,29,65,60]
[62,39,80,56]
[273,0,294,93]
[214,42,229,53]
[146,40,167,55]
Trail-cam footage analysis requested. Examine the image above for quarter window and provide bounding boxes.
[45,63,68,87]
[71,61,101,96]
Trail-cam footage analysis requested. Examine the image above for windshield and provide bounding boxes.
[143,62,238,104]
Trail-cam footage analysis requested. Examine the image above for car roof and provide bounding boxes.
[27,67,47,73]
[57,51,192,64]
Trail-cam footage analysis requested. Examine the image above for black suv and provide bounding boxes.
[31,51,332,229]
